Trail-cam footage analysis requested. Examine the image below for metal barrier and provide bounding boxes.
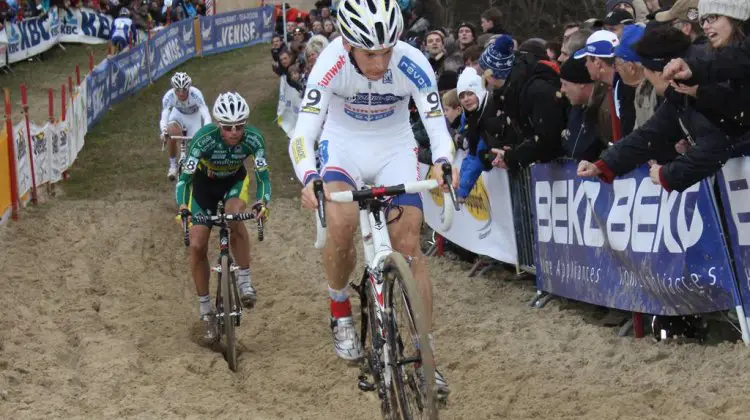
[508,166,536,275]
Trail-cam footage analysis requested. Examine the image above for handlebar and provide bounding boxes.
[313,162,458,249]
[179,205,266,247]
[160,134,192,151]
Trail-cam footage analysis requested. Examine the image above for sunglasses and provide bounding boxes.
[220,123,245,132]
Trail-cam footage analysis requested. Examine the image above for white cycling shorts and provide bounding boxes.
[318,139,423,209]
[168,108,203,137]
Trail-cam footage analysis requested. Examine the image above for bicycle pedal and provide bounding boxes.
[357,375,376,392]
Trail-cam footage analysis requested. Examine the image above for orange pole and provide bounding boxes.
[20,84,38,205]
[76,65,81,86]
[89,50,94,72]
[61,85,66,122]
[68,76,73,101]
[4,89,19,220]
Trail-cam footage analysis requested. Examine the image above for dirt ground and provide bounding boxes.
[4,6,750,420]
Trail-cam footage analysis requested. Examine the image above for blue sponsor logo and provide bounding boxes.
[319,140,329,165]
[397,56,431,89]
[347,93,404,106]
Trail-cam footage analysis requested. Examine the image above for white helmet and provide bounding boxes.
[119,7,130,17]
[213,92,250,124]
[336,0,404,50]
[171,72,191,90]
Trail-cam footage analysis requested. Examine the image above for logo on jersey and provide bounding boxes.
[319,55,347,87]
[398,56,431,90]
[382,69,393,84]
[291,137,307,164]
[318,140,329,166]
[347,93,403,106]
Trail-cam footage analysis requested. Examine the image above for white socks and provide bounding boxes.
[199,295,212,316]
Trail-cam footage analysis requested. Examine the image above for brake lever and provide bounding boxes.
[179,209,191,247]
[313,179,327,228]
[441,162,460,211]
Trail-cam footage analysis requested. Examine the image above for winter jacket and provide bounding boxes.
[594,88,733,192]
[457,113,488,198]
[494,52,568,170]
[562,83,610,161]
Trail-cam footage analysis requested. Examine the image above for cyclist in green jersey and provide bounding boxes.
[176,92,271,344]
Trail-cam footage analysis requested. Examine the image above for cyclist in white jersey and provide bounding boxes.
[160,72,212,181]
[110,8,135,53]
[288,0,456,398]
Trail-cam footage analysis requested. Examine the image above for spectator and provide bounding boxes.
[562,22,581,41]
[311,19,323,35]
[462,44,483,73]
[424,29,447,75]
[606,0,649,23]
[456,67,494,199]
[577,25,733,193]
[271,34,286,74]
[456,22,478,51]
[574,30,636,138]
[482,35,567,171]
[614,24,657,129]
[547,41,562,61]
[670,0,750,138]
[304,34,329,74]
[477,7,506,47]
[601,9,635,38]
[559,56,610,161]
[558,29,591,64]
[654,0,707,46]
[403,2,429,40]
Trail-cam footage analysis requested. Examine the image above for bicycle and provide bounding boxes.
[180,200,265,372]
[161,133,192,177]
[313,163,459,420]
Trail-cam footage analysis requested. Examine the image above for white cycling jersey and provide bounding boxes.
[159,86,212,133]
[289,37,455,186]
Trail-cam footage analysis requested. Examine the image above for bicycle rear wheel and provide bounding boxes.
[220,254,238,371]
[383,253,438,420]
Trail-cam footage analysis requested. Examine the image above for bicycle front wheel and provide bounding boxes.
[383,253,438,420]
[220,254,238,372]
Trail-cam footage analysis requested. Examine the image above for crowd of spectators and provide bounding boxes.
[0,0,207,31]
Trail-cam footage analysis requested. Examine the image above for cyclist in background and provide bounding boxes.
[161,72,212,181]
[176,92,271,344]
[289,0,457,398]
[111,8,137,53]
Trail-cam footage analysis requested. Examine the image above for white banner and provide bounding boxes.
[60,7,113,44]
[0,42,7,67]
[276,75,301,138]
[4,9,62,64]
[30,122,51,185]
[71,82,88,158]
[420,150,518,265]
[13,123,33,205]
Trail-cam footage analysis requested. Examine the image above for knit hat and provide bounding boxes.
[479,34,515,80]
[606,0,634,13]
[456,67,487,104]
[519,38,548,61]
[655,0,700,22]
[560,57,592,84]
[457,22,478,39]
[614,24,645,62]
[698,0,750,21]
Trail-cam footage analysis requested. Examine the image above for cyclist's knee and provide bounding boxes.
[188,227,210,258]
[167,122,182,136]
[389,208,423,257]
[225,198,246,214]
[228,220,248,238]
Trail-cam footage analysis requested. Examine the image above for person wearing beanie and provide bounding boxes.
[480,35,568,171]
[654,0,707,46]
[698,0,749,50]
[456,21,478,50]
[578,24,733,194]
[606,0,650,22]
[559,57,610,161]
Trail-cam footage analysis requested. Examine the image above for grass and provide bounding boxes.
[1,44,110,123]
[61,44,298,201]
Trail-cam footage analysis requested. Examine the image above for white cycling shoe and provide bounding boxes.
[167,165,178,181]
[330,316,364,361]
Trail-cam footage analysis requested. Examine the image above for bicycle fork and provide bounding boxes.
[352,269,389,399]
[212,234,242,329]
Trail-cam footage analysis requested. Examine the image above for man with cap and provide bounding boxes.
[574,29,636,138]
[613,24,659,129]
[600,9,635,38]
[480,35,568,170]
[559,57,611,161]
[577,24,732,193]
[654,0,707,46]
[456,21,478,51]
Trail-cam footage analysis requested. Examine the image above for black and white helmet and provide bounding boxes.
[337,0,404,50]
[170,72,191,90]
[119,7,130,17]
[213,92,250,124]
